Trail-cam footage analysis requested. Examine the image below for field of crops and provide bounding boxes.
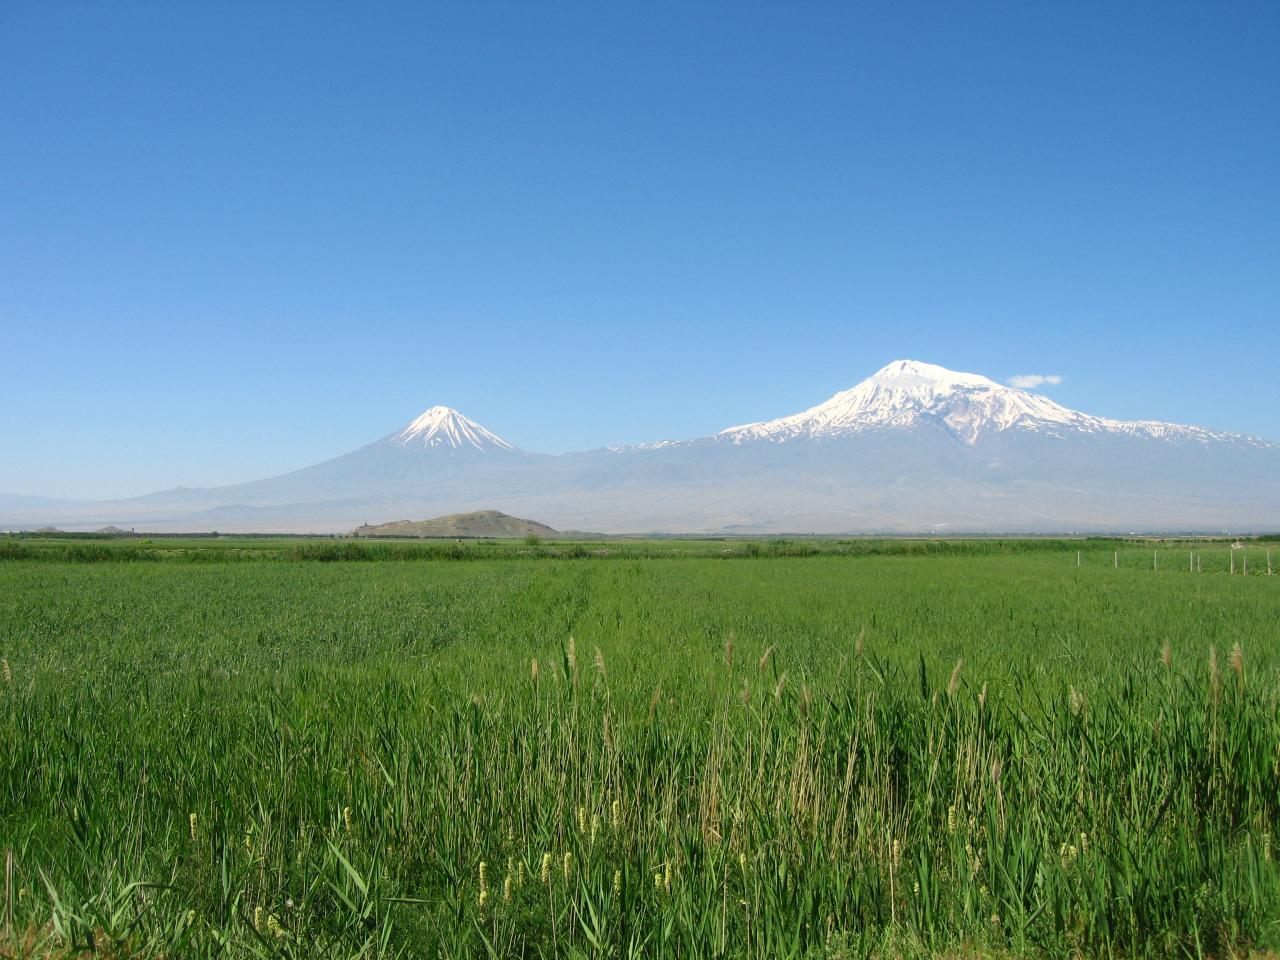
[2,539,1279,958]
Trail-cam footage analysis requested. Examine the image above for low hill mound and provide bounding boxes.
[353,510,558,539]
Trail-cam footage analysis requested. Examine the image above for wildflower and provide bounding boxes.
[186,909,196,927]
[1079,832,1089,856]
[517,859,526,887]
[578,806,587,835]
[503,875,512,904]
[653,870,662,891]
[663,860,672,893]
[540,853,552,884]
[189,812,198,842]
[613,868,622,898]
[1264,832,1272,862]
[738,851,748,873]
[342,806,352,832]
[478,861,489,910]
[253,905,263,932]
[912,880,920,896]
[611,798,622,832]
[267,914,284,939]
[562,851,572,881]
[947,805,957,833]
[891,839,902,872]
[590,814,600,846]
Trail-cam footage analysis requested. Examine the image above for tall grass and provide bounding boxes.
[1,554,1277,958]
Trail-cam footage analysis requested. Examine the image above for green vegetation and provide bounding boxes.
[1,542,1279,958]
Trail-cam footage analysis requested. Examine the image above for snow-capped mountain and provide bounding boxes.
[718,360,1270,448]
[391,406,514,452]
[3,361,1276,534]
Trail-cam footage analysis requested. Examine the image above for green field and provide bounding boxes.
[2,539,1279,958]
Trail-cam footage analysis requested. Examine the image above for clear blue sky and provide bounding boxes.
[2,1,1277,499]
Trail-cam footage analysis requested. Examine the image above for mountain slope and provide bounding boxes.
[3,362,1275,533]
[353,510,557,539]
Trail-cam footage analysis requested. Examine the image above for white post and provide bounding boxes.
[1190,550,1193,573]
[1154,550,1158,572]
[1114,550,1118,569]
[1269,549,1273,576]
[1077,551,1081,568]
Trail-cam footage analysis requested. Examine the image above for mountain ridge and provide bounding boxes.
[3,359,1276,534]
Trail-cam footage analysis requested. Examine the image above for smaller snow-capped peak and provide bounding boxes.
[718,359,1269,448]
[391,406,514,452]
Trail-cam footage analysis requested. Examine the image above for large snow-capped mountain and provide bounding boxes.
[3,361,1276,533]
[719,360,1265,448]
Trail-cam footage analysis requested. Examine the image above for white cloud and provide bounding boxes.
[1007,373,1063,389]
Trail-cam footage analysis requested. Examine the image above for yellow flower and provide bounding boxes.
[189,813,198,843]
[540,853,552,884]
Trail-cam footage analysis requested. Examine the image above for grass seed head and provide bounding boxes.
[948,658,964,696]
[1,658,10,684]
[189,812,198,843]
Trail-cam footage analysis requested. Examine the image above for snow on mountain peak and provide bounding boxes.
[868,359,1000,390]
[391,406,514,452]
[718,360,1266,448]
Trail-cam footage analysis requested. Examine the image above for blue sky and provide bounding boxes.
[2,1,1277,499]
